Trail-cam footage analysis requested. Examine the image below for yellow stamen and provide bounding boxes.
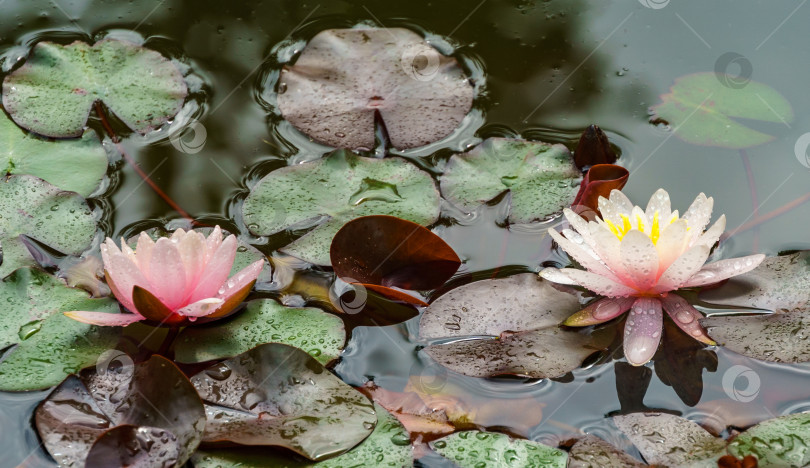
[650,212,660,245]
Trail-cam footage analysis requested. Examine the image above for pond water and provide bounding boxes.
[2,0,810,466]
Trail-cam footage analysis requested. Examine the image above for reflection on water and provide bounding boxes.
[2,0,810,465]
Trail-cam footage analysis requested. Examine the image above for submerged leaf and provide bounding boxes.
[35,355,205,467]
[175,298,345,365]
[430,431,568,468]
[0,113,107,196]
[0,175,97,277]
[243,150,440,265]
[3,39,187,138]
[652,72,793,149]
[276,28,473,150]
[191,343,376,461]
[440,138,581,223]
[0,268,120,391]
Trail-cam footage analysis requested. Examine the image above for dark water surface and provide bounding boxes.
[2,0,810,466]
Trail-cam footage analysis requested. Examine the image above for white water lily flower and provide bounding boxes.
[540,189,764,366]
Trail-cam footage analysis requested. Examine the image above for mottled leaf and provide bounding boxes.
[728,413,810,467]
[276,28,473,150]
[440,138,581,223]
[243,150,440,265]
[569,435,645,468]
[430,431,567,468]
[701,311,810,363]
[175,299,345,365]
[3,39,187,138]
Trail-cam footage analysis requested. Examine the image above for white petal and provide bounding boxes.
[682,254,766,287]
[645,188,672,221]
[620,230,660,291]
[564,208,594,245]
[539,268,579,286]
[589,224,630,280]
[623,297,663,366]
[682,193,714,242]
[654,245,711,292]
[655,219,689,274]
[550,229,618,281]
[177,298,225,318]
[556,268,637,297]
[694,215,726,248]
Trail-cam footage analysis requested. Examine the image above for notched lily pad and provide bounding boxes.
[652,72,793,149]
[3,38,187,138]
[0,174,97,277]
[419,274,605,378]
[1,112,107,196]
[330,215,460,306]
[35,355,206,467]
[243,150,440,265]
[277,28,474,150]
[440,138,581,223]
[430,431,568,468]
[191,343,376,461]
[175,298,345,365]
[0,267,120,391]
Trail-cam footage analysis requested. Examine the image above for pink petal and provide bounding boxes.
[645,188,672,222]
[619,230,659,291]
[555,268,637,297]
[177,298,224,318]
[655,219,689,274]
[102,242,149,313]
[188,234,238,303]
[682,254,765,288]
[147,237,188,310]
[589,223,630,281]
[204,226,224,263]
[654,244,711,293]
[135,232,156,279]
[64,311,143,326]
[176,230,206,291]
[218,260,264,300]
[549,228,619,281]
[539,267,580,286]
[660,294,714,345]
[623,297,663,366]
[564,297,636,326]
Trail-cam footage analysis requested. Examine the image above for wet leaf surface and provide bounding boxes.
[190,343,376,461]
[568,434,645,468]
[330,215,460,305]
[652,72,793,149]
[243,150,440,265]
[276,28,473,151]
[440,138,581,223]
[191,403,413,467]
[35,355,206,467]
[3,39,187,138]
[727,413,810,466]
[0,175,97,277]
[701,311,810,363]
[175,299,345,366]
[0,267,120,391]
[1,113,108,196]
[430,430,568,468]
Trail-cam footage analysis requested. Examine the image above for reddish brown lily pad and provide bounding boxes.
[277,28,474,150]
[330,215,461,306]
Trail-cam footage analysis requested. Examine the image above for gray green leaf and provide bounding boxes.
[728,413,810,466]
[430,430,567,468]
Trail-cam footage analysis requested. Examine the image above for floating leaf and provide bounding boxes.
[430,431,568,468]
[0,268,120,391]
[1,112,107,196]
[0,175,97,277]
[570,164,629,217]
[728,413,810,466]
[419,274,607,378]
[613,412,726,467]
[574,125,617,168]
[700,251,810,313]
[330,215,460,306]
[701,310,810,363]
[175,298,345,365]
[3,39,187,138]
[191,343,376,461]
[652,72,793,149]
[243,150,440,265]
[191,404,413,467]
[276,28,473,150]
[568,435,645,468]
[35,355,205,467]
[440,138,581,223]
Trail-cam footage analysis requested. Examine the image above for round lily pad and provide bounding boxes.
[1,112,107,196]
[243,150,440,265]
[3,39,187,138]
[174,299,345,366]
[440,138,581,223]
[276,28,474,150]
[652,72,793,149]
[0,267,120,391]
[0,174,97,278]
[430,431,568,468]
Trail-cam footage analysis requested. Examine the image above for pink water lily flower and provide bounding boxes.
[66,226,264,327]
[540,189,764,366]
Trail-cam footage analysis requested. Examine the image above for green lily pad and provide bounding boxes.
[0,175,97,277]
[1,112,107,196]
[0,267,120,391]
[652,72,793,149]
[569,435,645,468]
[175,299,345,366]
[430,431,568,468]
[3,39,187,138]
[191,404,413,467]
[728,413,810,466]
[243,150,440,265]
[440,138,581,223]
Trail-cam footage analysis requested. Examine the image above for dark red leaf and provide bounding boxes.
[574,124,617,168]
[571,164,629,218]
